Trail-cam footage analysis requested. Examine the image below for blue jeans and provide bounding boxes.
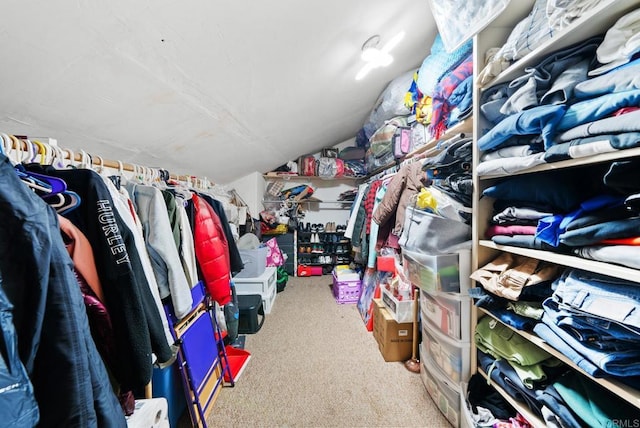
[551,269,640,339]
[534,322,603,377]
[477,350,545,418]
[539,301,640,377]
[0,154,126,427]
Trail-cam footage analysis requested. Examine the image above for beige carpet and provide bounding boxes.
[181,275,450,427]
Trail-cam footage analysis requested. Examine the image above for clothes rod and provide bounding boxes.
[4,134,214,186]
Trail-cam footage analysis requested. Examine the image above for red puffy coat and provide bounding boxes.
[192,194,232,305]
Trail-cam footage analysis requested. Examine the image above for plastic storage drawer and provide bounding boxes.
[419,343,462,428]
[262,281,277,314]
[234,266,277,314]
[233,266,277,295]
[420,291,471,342]
[421,325,471,383]
[402,248,470,295]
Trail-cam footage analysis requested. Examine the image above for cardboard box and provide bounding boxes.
[372,299,413,362]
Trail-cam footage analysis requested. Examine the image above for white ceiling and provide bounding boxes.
[1,0,436,183]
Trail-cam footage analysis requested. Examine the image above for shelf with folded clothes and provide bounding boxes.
[477,308,640,410]
[478,240,640,284]
[476,369,545,428]
[470,2,640,423]
[476,145,640,179]
[479,0,639,89]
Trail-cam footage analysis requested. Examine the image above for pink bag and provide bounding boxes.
[393,126,412,158]
[264,238,285,267]
[299,156,317,176]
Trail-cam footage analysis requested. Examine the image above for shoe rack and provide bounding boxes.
[295,222,352,276]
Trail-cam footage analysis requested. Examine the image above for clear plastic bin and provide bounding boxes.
[420,291,471,342]
[422,326,471,383]
[419,343,463,427]
[403,248,470,295]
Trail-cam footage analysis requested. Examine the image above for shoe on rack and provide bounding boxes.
[317,223,325,233]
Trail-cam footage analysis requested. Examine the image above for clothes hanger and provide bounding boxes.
[31,140,50,165]
[25,171,67,197]
[56,191,81,215]
[79,150,92,169]
[152,167,168,190]
[51,145,68,169]
[0,133,14,162]
[94,155,104,175]
[9,135,30,164]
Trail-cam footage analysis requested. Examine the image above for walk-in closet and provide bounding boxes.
[2,1,640,427]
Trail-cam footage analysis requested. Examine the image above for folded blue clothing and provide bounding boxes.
[545,132,640,163]
[483,169,596,213]
[478,104,566,151]
[557,89,640,132]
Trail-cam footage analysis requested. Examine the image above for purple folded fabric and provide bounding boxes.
[486,224,537,238]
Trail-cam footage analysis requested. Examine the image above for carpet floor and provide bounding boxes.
[179,275,451,427]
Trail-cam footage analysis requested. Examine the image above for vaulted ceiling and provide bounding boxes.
[1,0,437,183]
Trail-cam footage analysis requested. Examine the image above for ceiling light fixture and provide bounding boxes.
[356,31,405,81]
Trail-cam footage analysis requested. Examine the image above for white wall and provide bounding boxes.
[226,171,265,220]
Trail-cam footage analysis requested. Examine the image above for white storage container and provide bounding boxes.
[419,343,463,428]
[420,290,471,342]
[422,325,471,383]
[380,282,415,324]
[262,280,277,314]
[402,248,471,295]
[234,266,277,314]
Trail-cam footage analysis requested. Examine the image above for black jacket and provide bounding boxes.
[25,165,173,391]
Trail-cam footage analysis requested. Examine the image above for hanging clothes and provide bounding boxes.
[161,190,182,250]
[172,191,199,287]
[372,161,430,237]
[0,154,126,427]
[103,178,175,346]
[190,193,232,306]
[198,192,244,275]
[126,182,193,319]
[24,164,174,393]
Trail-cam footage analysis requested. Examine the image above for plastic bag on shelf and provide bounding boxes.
[428,0,510,53]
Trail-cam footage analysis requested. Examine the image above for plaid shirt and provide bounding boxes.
[364,180,382,235]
